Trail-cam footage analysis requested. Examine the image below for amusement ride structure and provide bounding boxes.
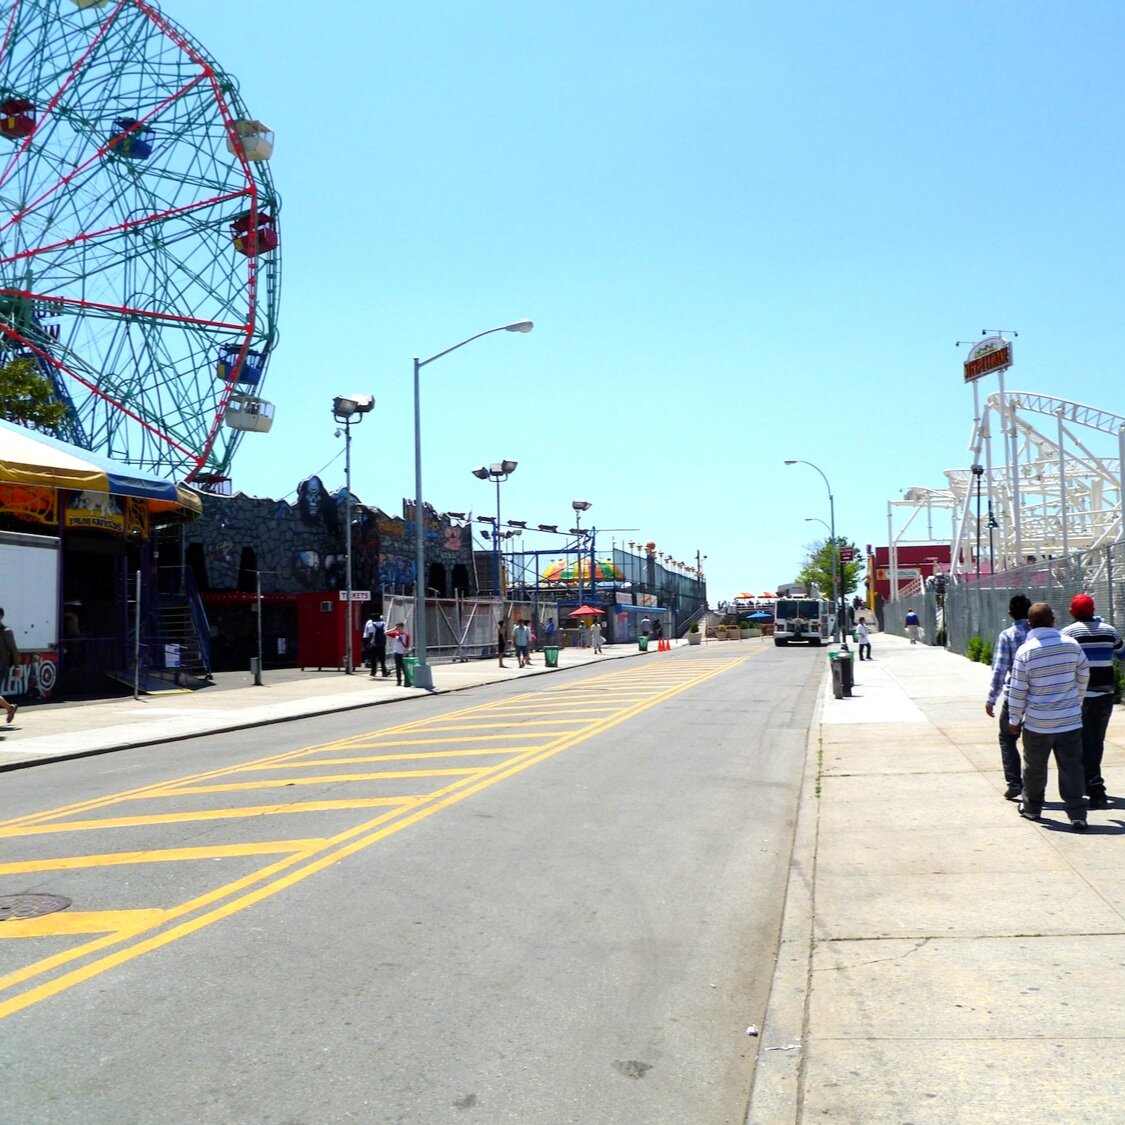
[0,0,281,484]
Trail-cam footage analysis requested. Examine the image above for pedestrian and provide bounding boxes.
[855,616,872,661]
[1006,602,1090,831]
[904,608,921,643]
[985,594,1032,801]
[1061,593,1123,809]
[497,619,507,668]
[513,618,531,667]
[0,607,18,723]
[362,611,389,678]
[652,619,663,641]
[544,617,556,649]
[640,615,651,638]
[590,620,604,653]
[388,622,411,686]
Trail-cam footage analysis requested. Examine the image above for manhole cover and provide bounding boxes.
[0,894,72,922]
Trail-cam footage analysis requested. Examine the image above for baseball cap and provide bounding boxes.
[1070,593,1095,618]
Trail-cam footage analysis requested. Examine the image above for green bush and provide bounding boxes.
[689,621,699,633]
[1115,660,1124,704]
[966,635,984,662]
[981,640,994,666]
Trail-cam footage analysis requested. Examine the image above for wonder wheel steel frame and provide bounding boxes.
[0,0,280,480]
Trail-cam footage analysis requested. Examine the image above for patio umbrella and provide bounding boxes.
[749,611,773,621]
[567,605,605,617]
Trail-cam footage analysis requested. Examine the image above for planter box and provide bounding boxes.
[687,631,702,645]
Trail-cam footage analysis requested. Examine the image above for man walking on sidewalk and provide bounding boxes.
[1006,602,1090,831]
[1062,593,1123,809]
[985,594,1032,801]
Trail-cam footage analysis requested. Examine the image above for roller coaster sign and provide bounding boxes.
[963,336,1014,383]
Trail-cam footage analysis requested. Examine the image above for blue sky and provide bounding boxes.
[186,1,1125,603]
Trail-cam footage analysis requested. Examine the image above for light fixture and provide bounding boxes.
[332,394,375,421]
[572,499,592,512]
[538,524,558,533]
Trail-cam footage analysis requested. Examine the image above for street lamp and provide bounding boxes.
[472,460,518,595]
[413,320,532,690]
[572,500,592,604]
[785,459,842,643]
[971,463,984,581]
[333,394,375,674]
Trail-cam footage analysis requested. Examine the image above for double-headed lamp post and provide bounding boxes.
[332,394,375,674]
[785,459,842,643]
[413,320,533,690]
[571,499,592,604]
[472,460,518,595]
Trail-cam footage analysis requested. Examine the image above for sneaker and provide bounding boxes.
[1087,790,1109,810]
[1017,802,1041,821]
[1071,819,1088,832]
[1004,784,1023,801]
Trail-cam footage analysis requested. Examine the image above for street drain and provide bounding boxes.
[0,894,72,922]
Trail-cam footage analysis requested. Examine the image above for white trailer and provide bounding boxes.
[0,529,60,696]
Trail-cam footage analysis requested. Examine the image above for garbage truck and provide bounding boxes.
[772,596,834,646]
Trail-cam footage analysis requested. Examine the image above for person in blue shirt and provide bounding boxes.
[985,594,1032,801]
[904,609,921,643]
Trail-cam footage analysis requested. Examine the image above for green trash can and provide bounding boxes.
[403,656,418,686]
[638,636,649,652]
[544,646,560,668]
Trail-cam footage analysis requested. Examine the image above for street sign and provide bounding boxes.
[338,590,371,601]
[839,547,855,562]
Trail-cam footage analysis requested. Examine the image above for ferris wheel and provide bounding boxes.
[0,0,281,483]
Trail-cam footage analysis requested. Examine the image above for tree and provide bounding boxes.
[797,537,864,602]
[0,357,69,432]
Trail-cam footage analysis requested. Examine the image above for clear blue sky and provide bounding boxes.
[189,1,1125,604]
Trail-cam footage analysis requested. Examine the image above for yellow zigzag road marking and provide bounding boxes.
[0,657,746,1019]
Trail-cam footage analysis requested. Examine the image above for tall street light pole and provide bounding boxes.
[786,459,842,644]
[413,321,533,690]
[571,500,592,604]
[333,394,374,674]
[472,461,518,595]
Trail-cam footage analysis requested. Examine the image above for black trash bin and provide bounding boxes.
[830,657,844,699]
[837,650,854,697]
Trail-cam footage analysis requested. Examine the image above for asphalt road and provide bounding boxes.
[0,645,821,1124]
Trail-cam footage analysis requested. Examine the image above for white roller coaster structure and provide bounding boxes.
[889,391,1125,591]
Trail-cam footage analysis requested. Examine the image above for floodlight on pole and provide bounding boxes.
[332,394,375,674]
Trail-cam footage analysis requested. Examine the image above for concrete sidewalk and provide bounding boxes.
[0,640,666,771]
[750,632,1125,1123]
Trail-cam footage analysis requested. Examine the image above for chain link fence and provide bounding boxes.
[885,541,1125,655]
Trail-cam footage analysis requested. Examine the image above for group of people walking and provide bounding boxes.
[986,592,1123,832]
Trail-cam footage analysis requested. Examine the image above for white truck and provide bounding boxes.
[0,529,61,697]
[773,596,835,646]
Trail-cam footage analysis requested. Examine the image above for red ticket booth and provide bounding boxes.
[296,591,366,669]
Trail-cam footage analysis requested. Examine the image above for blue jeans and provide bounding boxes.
[998,701,1022,789]
[1020,726,1085,818]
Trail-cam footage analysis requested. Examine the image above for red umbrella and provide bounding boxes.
[567,605,605,617]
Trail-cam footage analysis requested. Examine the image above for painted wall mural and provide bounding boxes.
[187,477,472,597]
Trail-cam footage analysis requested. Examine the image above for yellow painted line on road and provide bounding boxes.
[0,656,747,1020]
[0,839,326,875]
[0,797,418,837]
[149,768,483,796]
[0,909,167,938]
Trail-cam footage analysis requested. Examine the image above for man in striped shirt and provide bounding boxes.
[1062,593,1123,809]
[1007,602,1090,831]
[985,593,1032,801]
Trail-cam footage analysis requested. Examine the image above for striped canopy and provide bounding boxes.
[0,418,202,516]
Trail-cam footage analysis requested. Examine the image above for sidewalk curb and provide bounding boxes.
[745,670,824,1124]
[0,647,652,773]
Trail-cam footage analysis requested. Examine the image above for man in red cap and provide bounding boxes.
[1062,593,1123,809]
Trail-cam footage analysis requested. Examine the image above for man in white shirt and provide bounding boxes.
[1006,602,1090,831]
